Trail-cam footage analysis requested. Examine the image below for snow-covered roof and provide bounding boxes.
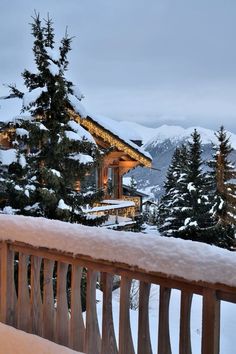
[0,96,151,165]
[1,214,236,288]
[87,113,152,161]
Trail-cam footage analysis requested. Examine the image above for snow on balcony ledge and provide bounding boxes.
[0,214,236,288]
[0,322,83,354]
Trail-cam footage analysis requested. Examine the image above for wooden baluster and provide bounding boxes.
[179,291,193,354]
[158,286,171,354]
[56,261,69,346]
[43,259,55,341]
[0,243,15,325]
[31,255,43,336]
[85,269,101,354]
[17,253,30,332]
[70,264,85,351]
[119,277,135,354]
[138,282,152,354]
[202,289,220,354]
[101,273,118,354]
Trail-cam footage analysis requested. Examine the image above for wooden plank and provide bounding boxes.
[179,291,193,354]
[138,282,152,354]
[158,287,171,354]
[85,269,101,354]
[56,261,69,346]
[0,242,15,325]
[31,255,43,336]
[70,264,85,351]
[17,253,30,332]
[101,273,118,354]
[201,289,220,354]
[43,259,55,341]
[119,277,135,354]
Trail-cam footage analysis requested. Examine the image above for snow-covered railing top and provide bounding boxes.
[0,214,236,289]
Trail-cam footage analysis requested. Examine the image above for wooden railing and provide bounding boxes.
[0,217,236,354]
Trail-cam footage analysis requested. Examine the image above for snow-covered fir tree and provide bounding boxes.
[158,129,231,246]
[178,129,213,232]
[205,126,236,248]
[129,175,137,194]
[208,126,236,224]
[157,144,189,235]
[1,14,106,225]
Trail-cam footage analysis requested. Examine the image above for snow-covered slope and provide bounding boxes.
[122,122,236,199]
[120,121,236,148]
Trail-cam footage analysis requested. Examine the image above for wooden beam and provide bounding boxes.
[105,151,126,159]
[119,161,139,168]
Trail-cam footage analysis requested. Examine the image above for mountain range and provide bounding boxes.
[122,122,236,200]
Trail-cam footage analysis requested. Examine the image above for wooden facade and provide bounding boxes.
[68,110,152,201]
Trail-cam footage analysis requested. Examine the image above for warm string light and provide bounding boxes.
[69,110,152,167]
[123,196,141,209]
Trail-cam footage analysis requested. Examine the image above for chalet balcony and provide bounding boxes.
[0,214,236,354]
[83,199,138,229]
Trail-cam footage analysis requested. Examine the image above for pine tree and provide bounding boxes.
[184,130,212,227]
[129,175,137,194]
[157,144,189,235]
[158,128,235,249]
[3,14,106,225]
[206,126,236,248]
[208,126,236,225]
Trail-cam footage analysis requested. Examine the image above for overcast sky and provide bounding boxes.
[0,0,236,132]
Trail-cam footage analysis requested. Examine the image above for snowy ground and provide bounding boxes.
[95,286,236,354]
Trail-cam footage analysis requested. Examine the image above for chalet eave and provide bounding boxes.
[68,109,152,168]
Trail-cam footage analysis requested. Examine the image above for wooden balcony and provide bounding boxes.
[0,214,236,354]
[83,199,137,228]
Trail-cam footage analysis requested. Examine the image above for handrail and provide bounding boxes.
[0,214,236,354]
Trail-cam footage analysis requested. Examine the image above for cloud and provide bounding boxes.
[0,0,236,132]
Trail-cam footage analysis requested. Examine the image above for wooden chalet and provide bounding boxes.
[69,109,152,199]
[0,96,152,225]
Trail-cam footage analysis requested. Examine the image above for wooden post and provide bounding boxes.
[70,264,85,351]
[43,259,55,341]
[201,289,220,354]
[179,291,193,354]
[158,286,171,354]
[56,261,69,346]
[0,242,15,325]
[119,277,135,354]
[31,256,43,336]
[138,282,152,354]
[17,253,30,332]
[85,270,101,354]
[101,273,118,354]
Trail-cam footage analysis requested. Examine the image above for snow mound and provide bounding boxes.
[0,322,83,354]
